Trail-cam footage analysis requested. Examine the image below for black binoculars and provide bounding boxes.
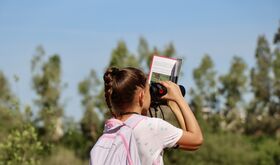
[149,82,185,107]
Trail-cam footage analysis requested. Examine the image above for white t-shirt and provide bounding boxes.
[133,117,183,165]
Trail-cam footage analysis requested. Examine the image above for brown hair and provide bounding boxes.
[103,67,147,116]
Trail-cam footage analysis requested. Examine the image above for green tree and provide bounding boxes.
[219,56,247,132]
[271,47,280,116]
[138,37,151,71]
[264,25,280,138]
[219,56,247,112]
[109,41,139,68]
[249,36,273,115]
[78,70,101,141]
[273,23,280,45]
[137,37,178,71]
[161,43,176,58]
[31,46,64,142]
[0,71,23,141]
[0,71,16,108]
[191,54,218,111]
[0,70,45,165]
[190,54,219,133]
[245,35,280,136]
[271,25,280,116]
[77,70,102,158]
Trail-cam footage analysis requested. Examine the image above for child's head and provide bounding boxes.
[103,67,150,116]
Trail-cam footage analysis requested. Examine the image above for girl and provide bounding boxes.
[91,67,203,165]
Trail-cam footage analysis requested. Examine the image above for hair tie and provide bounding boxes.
[111,67,119,76]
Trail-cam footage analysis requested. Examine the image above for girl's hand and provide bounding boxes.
[159,81,184,102]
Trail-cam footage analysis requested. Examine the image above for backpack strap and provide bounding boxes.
[103,114,145,133]
[124,114,146,129]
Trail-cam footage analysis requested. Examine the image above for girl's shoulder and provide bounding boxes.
[141,116,164,123]
[136,116,170,130]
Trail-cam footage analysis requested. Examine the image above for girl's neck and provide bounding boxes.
[120,111,140,115]
[116,107,142,122]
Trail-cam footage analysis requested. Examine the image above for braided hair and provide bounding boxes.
[103,67,147,117]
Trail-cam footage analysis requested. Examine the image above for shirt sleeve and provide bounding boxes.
[155,118,183,149]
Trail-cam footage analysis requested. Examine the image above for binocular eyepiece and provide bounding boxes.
[149,82,185,107]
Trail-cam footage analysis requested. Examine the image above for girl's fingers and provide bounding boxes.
[159,81,173,88]
[159,81,168,88]
[159,81,178,100]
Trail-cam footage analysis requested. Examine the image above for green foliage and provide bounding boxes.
[0,71,45,164]
[41,146,86,165]
[77,70,103,159]
[250,36,273,114]
[218,56,247,132]
[31,46,64,142]
[61,117,93,160]
[271,48,280,115]
[253,137,280,165]
[0,71,20,114]
[245,113,280,136]
[0,71,23,141]
[193,55,216,92]
[0,124,43,165]
[191,54,218,113]
[0,106,23,139]
[138,37,151,70]
[78,70,102,116]
[273,24,280,44]
[62,127,90,160]
[109,41,139,68]
[137,37,177,70]
[245,35,280,136]
[186,133,257,165]
[161,43,176,58]
[273,49,280,95]
[0,71,15,104]
[164,132,266,165]
[219,56,247,111]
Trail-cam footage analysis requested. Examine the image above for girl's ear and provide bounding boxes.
[139,90,145,107]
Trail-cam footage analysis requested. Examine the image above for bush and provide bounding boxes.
[253,137,280,165]
[0,124,43,165]
[41,146,86,165]
[164,132,258,165]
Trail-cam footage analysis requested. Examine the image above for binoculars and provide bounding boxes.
[149,82,185,107]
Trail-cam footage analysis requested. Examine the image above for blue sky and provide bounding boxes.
[0,0,279,121]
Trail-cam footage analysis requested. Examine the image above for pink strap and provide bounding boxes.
[101,134,116,139]
[100,133,133,165]
[119,133,133,165]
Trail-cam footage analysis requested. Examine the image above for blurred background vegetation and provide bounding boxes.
[0,24,280,165]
